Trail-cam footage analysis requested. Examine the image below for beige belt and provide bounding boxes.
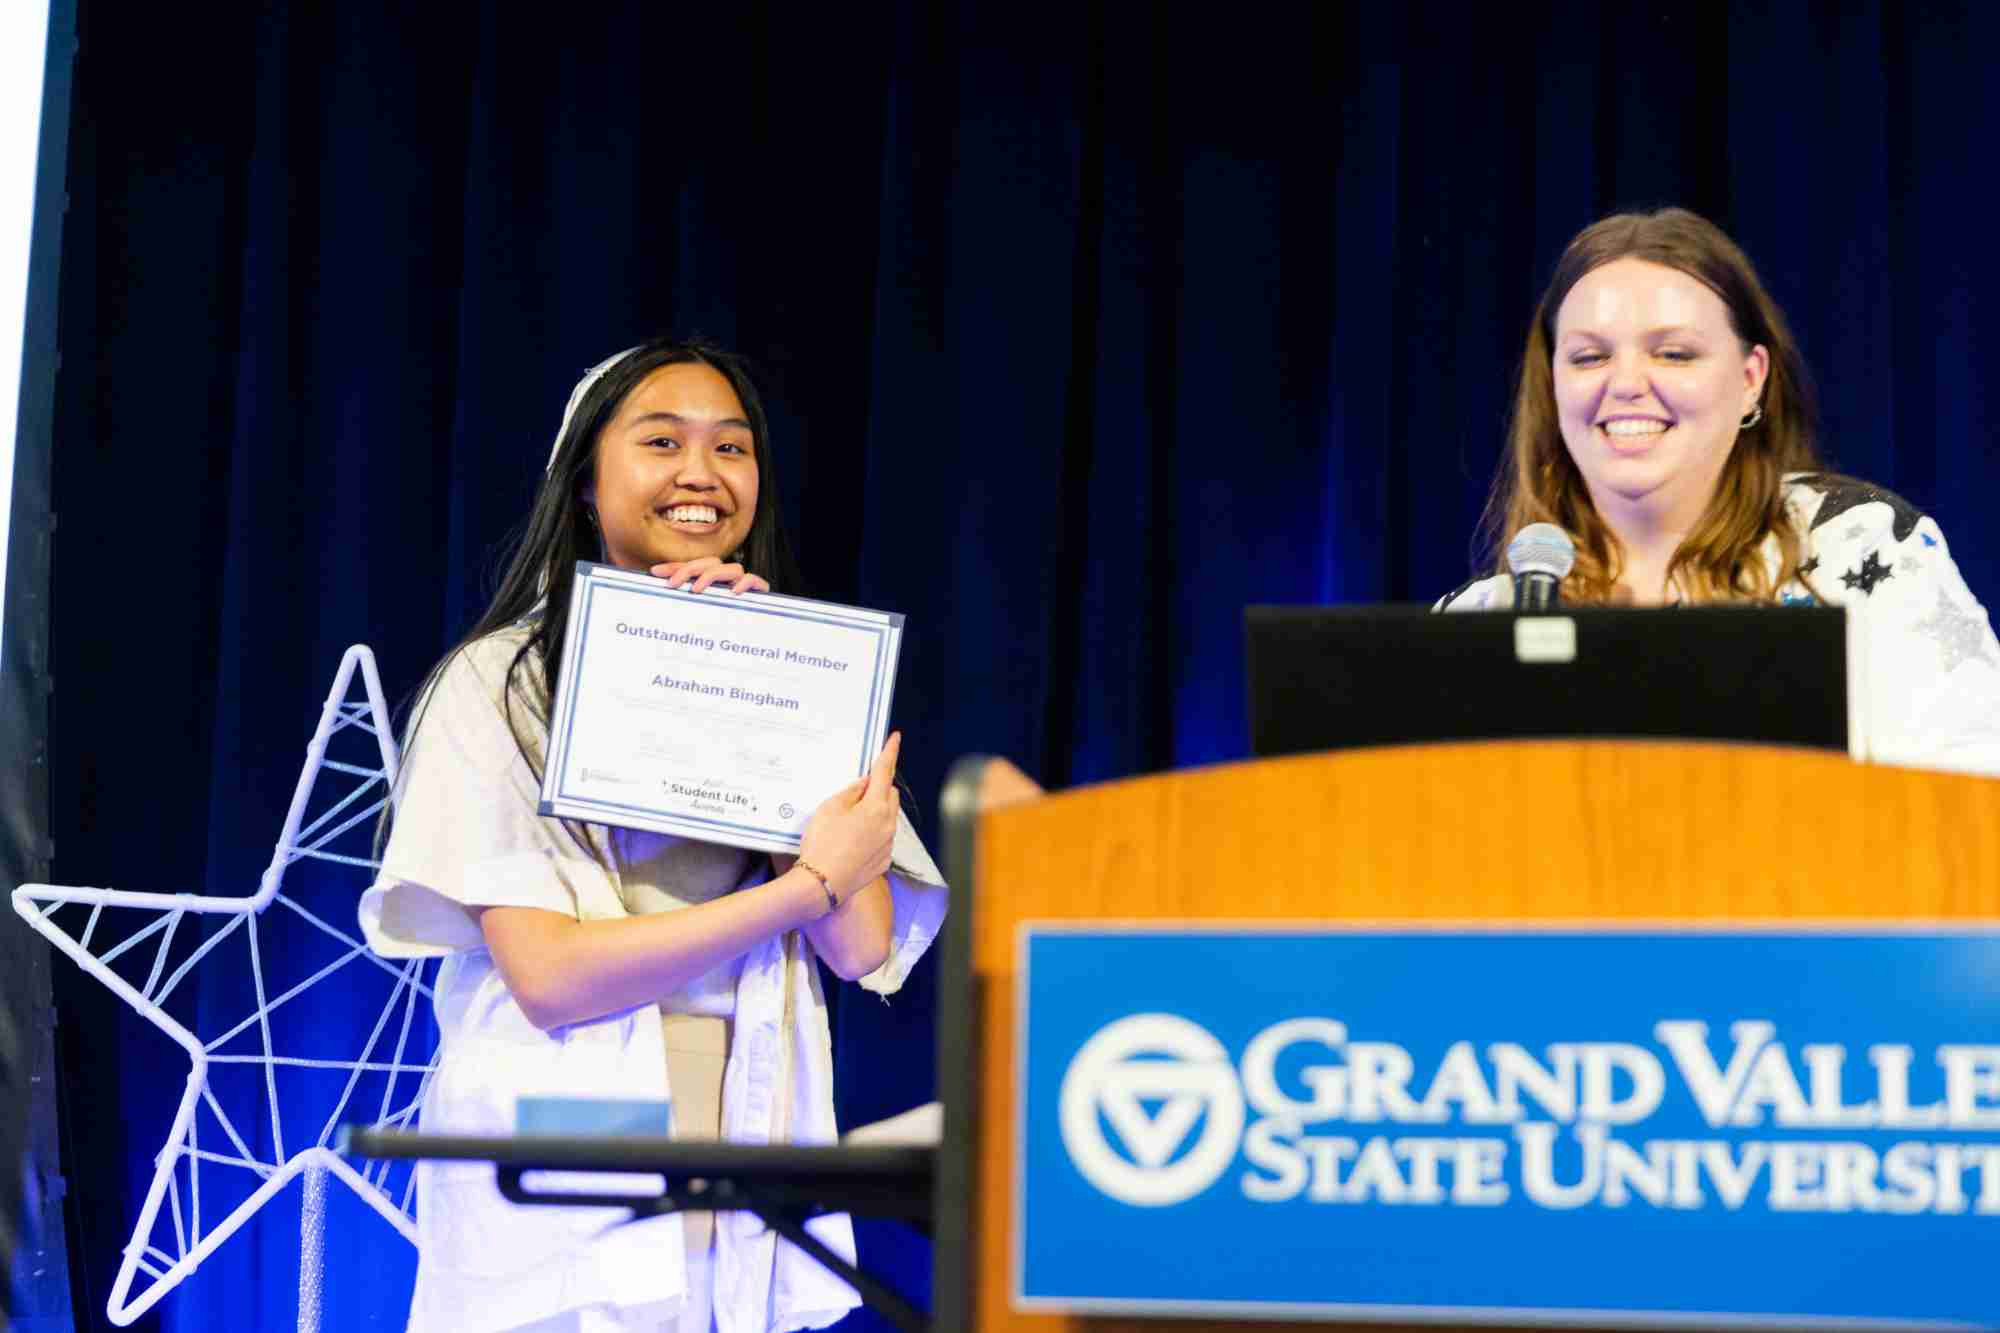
[661,1012,731,1262]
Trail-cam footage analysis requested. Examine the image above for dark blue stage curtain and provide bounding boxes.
[44,1,2000,1329]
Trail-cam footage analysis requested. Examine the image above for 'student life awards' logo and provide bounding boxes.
[1058,1014,1246,1206]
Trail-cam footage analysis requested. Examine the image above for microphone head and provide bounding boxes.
[1506,523,1577,580]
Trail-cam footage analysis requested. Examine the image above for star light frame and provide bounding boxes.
[10,645,438,1328]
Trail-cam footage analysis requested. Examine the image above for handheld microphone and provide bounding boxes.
[1506,523,1576,612]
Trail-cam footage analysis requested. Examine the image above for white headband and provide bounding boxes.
[547,345,642,473]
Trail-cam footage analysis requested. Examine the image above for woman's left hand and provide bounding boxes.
[651,557,769,595]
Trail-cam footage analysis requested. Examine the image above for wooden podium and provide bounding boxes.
[930,742,2000,1331]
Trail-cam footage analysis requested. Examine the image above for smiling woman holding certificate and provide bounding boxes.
[359,338,947,1333]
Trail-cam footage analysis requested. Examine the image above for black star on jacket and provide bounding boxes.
[1842,550,1894,595]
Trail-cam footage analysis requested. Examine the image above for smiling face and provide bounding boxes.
[586,360,761,571]
[1552,257,1769,528]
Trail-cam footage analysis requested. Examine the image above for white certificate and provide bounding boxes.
[538,561,903,854]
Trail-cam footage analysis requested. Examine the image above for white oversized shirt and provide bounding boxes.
[359,628,949,1332]
[1436,474,2000,776]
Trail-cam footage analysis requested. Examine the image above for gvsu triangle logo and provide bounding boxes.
[1058,1014,1246,1205]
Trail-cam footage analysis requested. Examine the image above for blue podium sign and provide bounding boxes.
[1016,928,2000,1327]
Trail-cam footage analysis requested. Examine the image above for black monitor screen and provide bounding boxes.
[1246,604,1848,759]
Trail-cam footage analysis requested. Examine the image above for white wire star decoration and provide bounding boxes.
[10,645,438,1328]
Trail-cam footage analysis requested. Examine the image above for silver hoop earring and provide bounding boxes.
[1740,404,1765,429]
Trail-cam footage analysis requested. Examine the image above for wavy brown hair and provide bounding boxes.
[1480,208,1824,603]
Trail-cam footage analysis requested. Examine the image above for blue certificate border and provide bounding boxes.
[538,561,902,847]
[1012,922,2000,1330]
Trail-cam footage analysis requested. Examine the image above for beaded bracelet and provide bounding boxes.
[796,858,839,913]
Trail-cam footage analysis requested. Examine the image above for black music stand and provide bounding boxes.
[338,1128,933,1332]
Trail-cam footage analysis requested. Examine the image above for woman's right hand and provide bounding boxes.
[796,733,902,903]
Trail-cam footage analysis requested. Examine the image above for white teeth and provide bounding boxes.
[666,505,719,524]
[1602,419,1670,438]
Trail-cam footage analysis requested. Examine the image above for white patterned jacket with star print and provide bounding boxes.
[1434,473,2000,776]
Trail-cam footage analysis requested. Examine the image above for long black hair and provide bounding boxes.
[415,336,806,784]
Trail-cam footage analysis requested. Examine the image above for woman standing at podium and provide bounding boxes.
[1439,208,2000,774]
[359,338,947,1333]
